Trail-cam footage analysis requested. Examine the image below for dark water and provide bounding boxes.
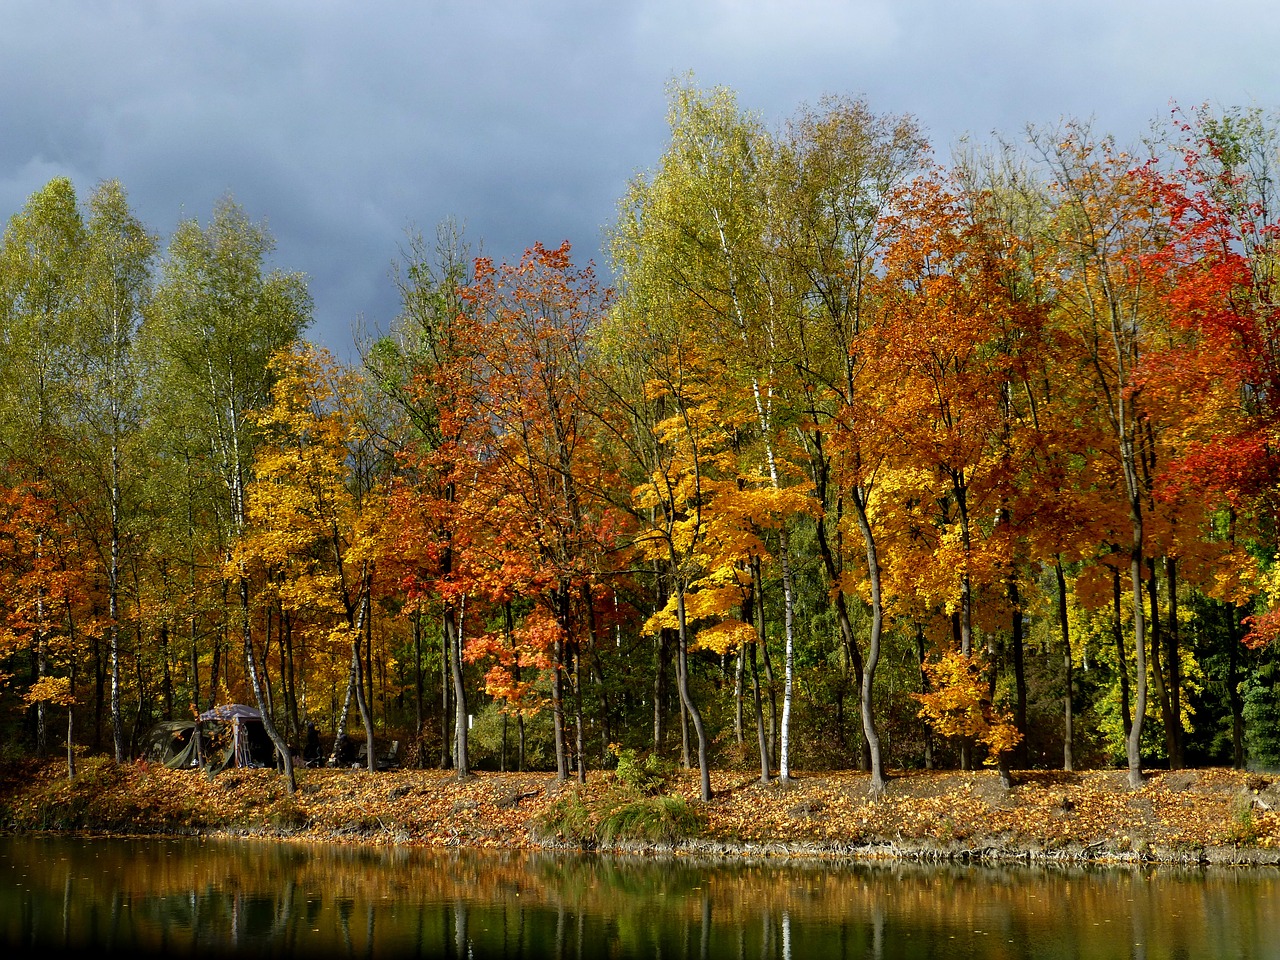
[1,836,1277,959]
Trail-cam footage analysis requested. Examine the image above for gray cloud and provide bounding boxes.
[2,1,1276,355]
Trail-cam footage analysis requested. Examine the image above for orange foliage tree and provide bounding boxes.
[457,241,618,782]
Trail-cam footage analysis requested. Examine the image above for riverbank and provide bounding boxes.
[3,757,1278,866]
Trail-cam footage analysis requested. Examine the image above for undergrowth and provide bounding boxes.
[537,747,705,847]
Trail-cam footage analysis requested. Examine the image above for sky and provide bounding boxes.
[2,1,1277,357]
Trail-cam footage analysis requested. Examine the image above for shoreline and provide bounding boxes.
[3,759,1279,868]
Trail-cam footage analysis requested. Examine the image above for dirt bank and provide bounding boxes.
[3,759,1279,866]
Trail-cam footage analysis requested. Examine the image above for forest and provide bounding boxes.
[3,83,1280,801]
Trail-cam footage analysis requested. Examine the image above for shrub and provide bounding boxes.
[610,745,672,795]
[596,794,704,845]
[536,744,705,848]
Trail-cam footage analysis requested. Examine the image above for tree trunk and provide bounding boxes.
[674,586,711,802]
[734,644,745,747]
[750,639,770,785]
[551,631,568,780]
[811,482,870,771]
[282,606,299,741]
[1165,557,1183,768]
[1126,517,1148,790]
[653,629,669,755]
[333,647,357,761]
[441,616,452,769]
[353,594,376,772]
[66,619,77,780]
[1055,558,1074,772]
[412,612,424,768]
[852,488,887,794]
[747,577,772,782]
[110,602,123,762]
[1225,601,1245,770]
[1147,559,1176,769]
[447,597,469,780]
[752,558,779,762]
[777,527,797,781]
[1112,566,1132,740]
[573,642,586,784]
[917,624,934,770]
[1009,581,1027,769]
[239,578,295,793]
[364,598,375,735]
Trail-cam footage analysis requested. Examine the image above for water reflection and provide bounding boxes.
[1,835,1277,958]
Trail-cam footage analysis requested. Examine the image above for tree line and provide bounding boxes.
[3,83,1280,796]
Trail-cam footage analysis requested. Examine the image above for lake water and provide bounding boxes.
[1,835,1277,958]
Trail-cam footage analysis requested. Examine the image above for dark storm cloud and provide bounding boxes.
[2,1,1276,355]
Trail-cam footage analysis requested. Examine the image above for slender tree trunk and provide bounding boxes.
[189,610,200,717]
[260,604,274,718]
[1165,557,1183,768]
[35,623,47,756]
[1147,559,1176,768]
[1010,579,1027,769]
[674,585,711,802]
[447,597,469,780]
[353,593,376,772]
[573,640,586,784]
[551,632,568,780]
[504,603,526,772]
[352,647,375,772]
[852,489,886,794]
[34,525,47,755]
[412,612,424,768]
[332,647,357,761]
[917,624,934,770]
[777,527,797,781]
[66,611,77,780]
[283,606,299,741]
[109,434,125,763]
[1225,602,1245,770]
[364,597,375,734]
[653,629,669,755]
[110,599,123,762]
[734,644,745,747]
[1126,517,1148,790]
[747,579,772,782]
[752,558,779,761]
[441,616,451,769]
[1113,566,1132,740]
[91,635,104,752]
[239,578,295,793]
[1055,558,1074,772]
[679,683,691,769]
[750,640,770,785]
[811,479,869,771]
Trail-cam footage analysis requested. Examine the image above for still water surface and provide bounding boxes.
[1,835,1277,958]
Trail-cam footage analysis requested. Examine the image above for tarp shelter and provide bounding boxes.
[141,704,277,773]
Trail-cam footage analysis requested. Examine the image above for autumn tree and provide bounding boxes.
[68,180,157,762]
[0,476,97,776]
[458,242,615,782]
[147,197,311,791]
[767,97,927,790]
[1037,129,1170,788]
[235,343,384,771]
[610,80,823,782]
[374,221,482,779]
[0,178,90,753]
[591,318,720,802]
